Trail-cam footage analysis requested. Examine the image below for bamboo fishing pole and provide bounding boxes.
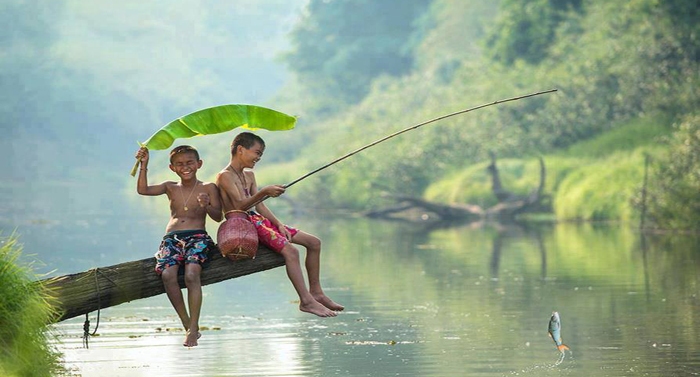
[248,88,558,209]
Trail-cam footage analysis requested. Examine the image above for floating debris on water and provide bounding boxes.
[345,340,419,346]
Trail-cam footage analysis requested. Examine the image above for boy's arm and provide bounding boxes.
[217,170,274,211]
[135,147,167,196]
[202,182,223,222]
[249,174,286,230]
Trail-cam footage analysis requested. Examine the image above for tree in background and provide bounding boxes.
[276,0,699,224]
[282,0,432,115]
[485,0,583,65]
[641,115,700,230]
[484,0,698,151]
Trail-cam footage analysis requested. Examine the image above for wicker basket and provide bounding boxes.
[217,210,258,260]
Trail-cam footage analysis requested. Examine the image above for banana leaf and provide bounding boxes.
[130,104,296,176]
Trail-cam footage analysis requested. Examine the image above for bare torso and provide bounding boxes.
[216,168,253,213]
[164,180,215,233]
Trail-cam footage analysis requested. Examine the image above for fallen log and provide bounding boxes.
[41,247,284,322]
[363,155,547,222]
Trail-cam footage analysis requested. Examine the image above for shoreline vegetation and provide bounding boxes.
[424,116,671,226]
[0,234,63,377]
[253,114,695,233]
[249,0,698,232]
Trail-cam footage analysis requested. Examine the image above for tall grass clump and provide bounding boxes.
[551,117,671,222]
[0,234,63,377]
[554,150,653,222]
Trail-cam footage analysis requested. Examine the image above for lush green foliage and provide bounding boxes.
[640,115,700,230]
[0,235,62,377]
[271,0,698,227]
[485,0,583,65]
[420,117,671,221]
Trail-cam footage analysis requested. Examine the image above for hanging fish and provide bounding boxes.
[548,311,570,353]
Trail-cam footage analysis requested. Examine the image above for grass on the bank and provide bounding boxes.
[425,116,672,222]
[0,234,63,377]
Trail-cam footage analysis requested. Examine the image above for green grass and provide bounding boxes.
[425,159,545,209]
[425,116,673,222]
[0,234,63,377]
[551,117,671,221]
[554,151,646,221]
[558,115,671,158]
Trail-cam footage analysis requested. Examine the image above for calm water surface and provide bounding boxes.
[2,185,699,377]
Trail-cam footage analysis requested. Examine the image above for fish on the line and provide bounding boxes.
[548,311,570,353]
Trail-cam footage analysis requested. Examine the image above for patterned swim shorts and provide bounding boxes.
[248,212,299,253]
[154,230,216,275]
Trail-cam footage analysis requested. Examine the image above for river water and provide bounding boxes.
[2,183,700,377]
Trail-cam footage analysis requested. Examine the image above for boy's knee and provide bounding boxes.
[184,267,201,286]
[308,236,321,250]
[281,245,300,262]
[161,266,178,283]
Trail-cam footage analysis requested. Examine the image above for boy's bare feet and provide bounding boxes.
[183,329,201,347]
[313,294,344,312]
[300,300,337,317]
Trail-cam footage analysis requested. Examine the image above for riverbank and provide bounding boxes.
[0,234,63,377]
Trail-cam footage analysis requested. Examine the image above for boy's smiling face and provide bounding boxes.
[239,141,264,169]
[169,151,202,180]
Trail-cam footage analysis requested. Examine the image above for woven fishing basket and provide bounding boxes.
[217,210,258,260]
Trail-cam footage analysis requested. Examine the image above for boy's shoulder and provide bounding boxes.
[215,168,237,182]
[162,180,179,187]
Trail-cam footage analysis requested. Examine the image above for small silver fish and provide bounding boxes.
[548,311,570,353]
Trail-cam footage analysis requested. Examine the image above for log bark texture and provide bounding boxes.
[41,247,284,322]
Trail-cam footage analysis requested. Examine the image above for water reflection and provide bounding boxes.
[5,200,700,377]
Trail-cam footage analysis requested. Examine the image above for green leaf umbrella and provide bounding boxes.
[130,104,297,176]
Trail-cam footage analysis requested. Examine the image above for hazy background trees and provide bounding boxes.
[267,0,698,229]
[1,0,306,182]
[3,0,698,229]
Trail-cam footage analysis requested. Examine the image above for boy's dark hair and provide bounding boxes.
[231,132,265,155]
[169,145,200,163]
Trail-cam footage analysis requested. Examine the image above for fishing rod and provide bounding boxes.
[247,88,558,209]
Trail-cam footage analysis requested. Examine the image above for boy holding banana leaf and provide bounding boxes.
[217,132,344,317]
[135,145,223,347]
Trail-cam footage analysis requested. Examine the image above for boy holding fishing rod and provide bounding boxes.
[217,132,344,317]
[135,145,223,347]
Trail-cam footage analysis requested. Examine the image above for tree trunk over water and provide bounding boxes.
[41,247,284,322]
